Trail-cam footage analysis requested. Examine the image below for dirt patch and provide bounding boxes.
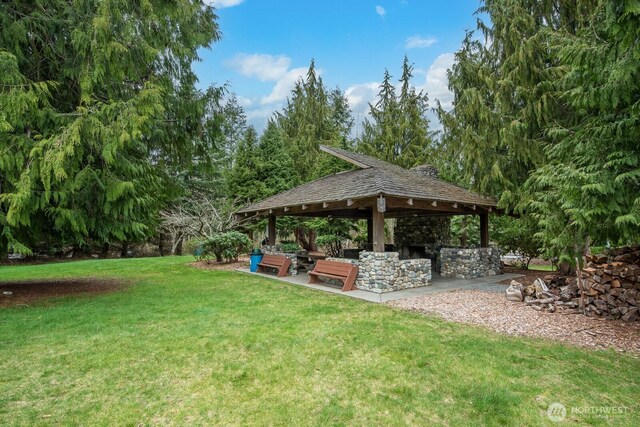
[190,258,249,272]
[389,289,640,355]
[0,278,127,308]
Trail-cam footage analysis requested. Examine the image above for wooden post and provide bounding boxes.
[372,208,385,252]
[268,215,276,246]
[480,213,489,248]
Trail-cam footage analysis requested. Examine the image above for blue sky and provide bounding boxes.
[195,0,482,133]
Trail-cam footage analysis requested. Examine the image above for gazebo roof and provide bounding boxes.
[237,146,498,218]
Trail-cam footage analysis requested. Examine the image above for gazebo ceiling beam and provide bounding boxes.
[385,197,488,214]
[239,196,497,219]
[249,197,377,218]
[287,210,371,219]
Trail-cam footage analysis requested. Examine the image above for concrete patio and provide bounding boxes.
[240,269,524,303]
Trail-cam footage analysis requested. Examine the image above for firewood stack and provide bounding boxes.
[510,275,582,313]
[582,246,640,322]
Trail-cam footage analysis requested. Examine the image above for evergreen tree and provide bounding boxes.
[270,61,356,250]
[438,0,596,201]
[257,120,296,197]
[218,94,248,171]
[226,127,262,204]
[276,60,353,182]
[359,57,432,168]
[0,0,221,255]
[525,1,640,260]
[437,0,614,261]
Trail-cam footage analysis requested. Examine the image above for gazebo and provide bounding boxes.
[237,146,502,292]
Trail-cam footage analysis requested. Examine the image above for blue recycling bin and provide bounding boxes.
[250,253,264,272]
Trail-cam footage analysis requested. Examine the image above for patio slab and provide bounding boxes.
[237,268,524,303]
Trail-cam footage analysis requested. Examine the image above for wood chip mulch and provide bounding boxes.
[388,289,640,355]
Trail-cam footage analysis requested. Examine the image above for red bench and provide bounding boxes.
[257,254,291,277]
[308,260,358,292]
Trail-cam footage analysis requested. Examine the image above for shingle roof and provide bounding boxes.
[237,146,497,214]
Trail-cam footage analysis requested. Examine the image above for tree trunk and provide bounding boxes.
[459,217,468,247]
[100,242,110,258]
[158,232,165,256]
[176,238,183,256]
[71,245,83,258]
[295,228,317,252]
[558,261,575,276]
[121,241,129,258]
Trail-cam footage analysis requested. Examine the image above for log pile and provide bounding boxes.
[507,275,582,313]
[581,246,640,322]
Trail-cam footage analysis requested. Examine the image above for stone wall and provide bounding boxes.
[440,247,502,279]
[354,251,431,293]
[261,246,298,276]
[394,216,451,254]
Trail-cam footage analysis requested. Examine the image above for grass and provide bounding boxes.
[1,257,639,426]
[528,264,556,271]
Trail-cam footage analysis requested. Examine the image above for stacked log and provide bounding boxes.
[581,246,640,321]
[509,275,582,313]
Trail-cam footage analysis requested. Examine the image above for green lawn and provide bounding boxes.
[528,264,556,271]
[1,257,638,426]
[529,264,556,271]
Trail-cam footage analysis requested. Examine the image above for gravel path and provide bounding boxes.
[388,289,640,355]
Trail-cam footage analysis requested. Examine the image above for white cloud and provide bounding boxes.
[205,0,244,9]
[261,67,308,105]
[236,95,253,108]
[224,53,291,81]
[246,106,276,121]
[345,82,379,116]
[344,53,456,135]
[344,82,380,136]
[375,5,386,16]
[405,35,437,49]
[419,52,455,110]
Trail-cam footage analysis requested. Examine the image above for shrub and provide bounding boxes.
[316,234,344,257]
[279,242,301,253]
[202,231,252,263]
[492,216,543,269]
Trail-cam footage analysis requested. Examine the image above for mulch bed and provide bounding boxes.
[190,258,250,272]
[0,278,127,308]
[389,289,640,355]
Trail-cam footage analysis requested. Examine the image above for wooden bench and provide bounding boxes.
[257,254,291,277]
[308,260,359,292]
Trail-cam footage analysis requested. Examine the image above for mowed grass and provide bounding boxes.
[528,264,556,272]
[1,257,639,426]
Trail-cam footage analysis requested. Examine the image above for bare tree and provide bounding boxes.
[160,192,247,255]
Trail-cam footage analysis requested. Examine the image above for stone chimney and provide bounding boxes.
[410,164,439,179]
